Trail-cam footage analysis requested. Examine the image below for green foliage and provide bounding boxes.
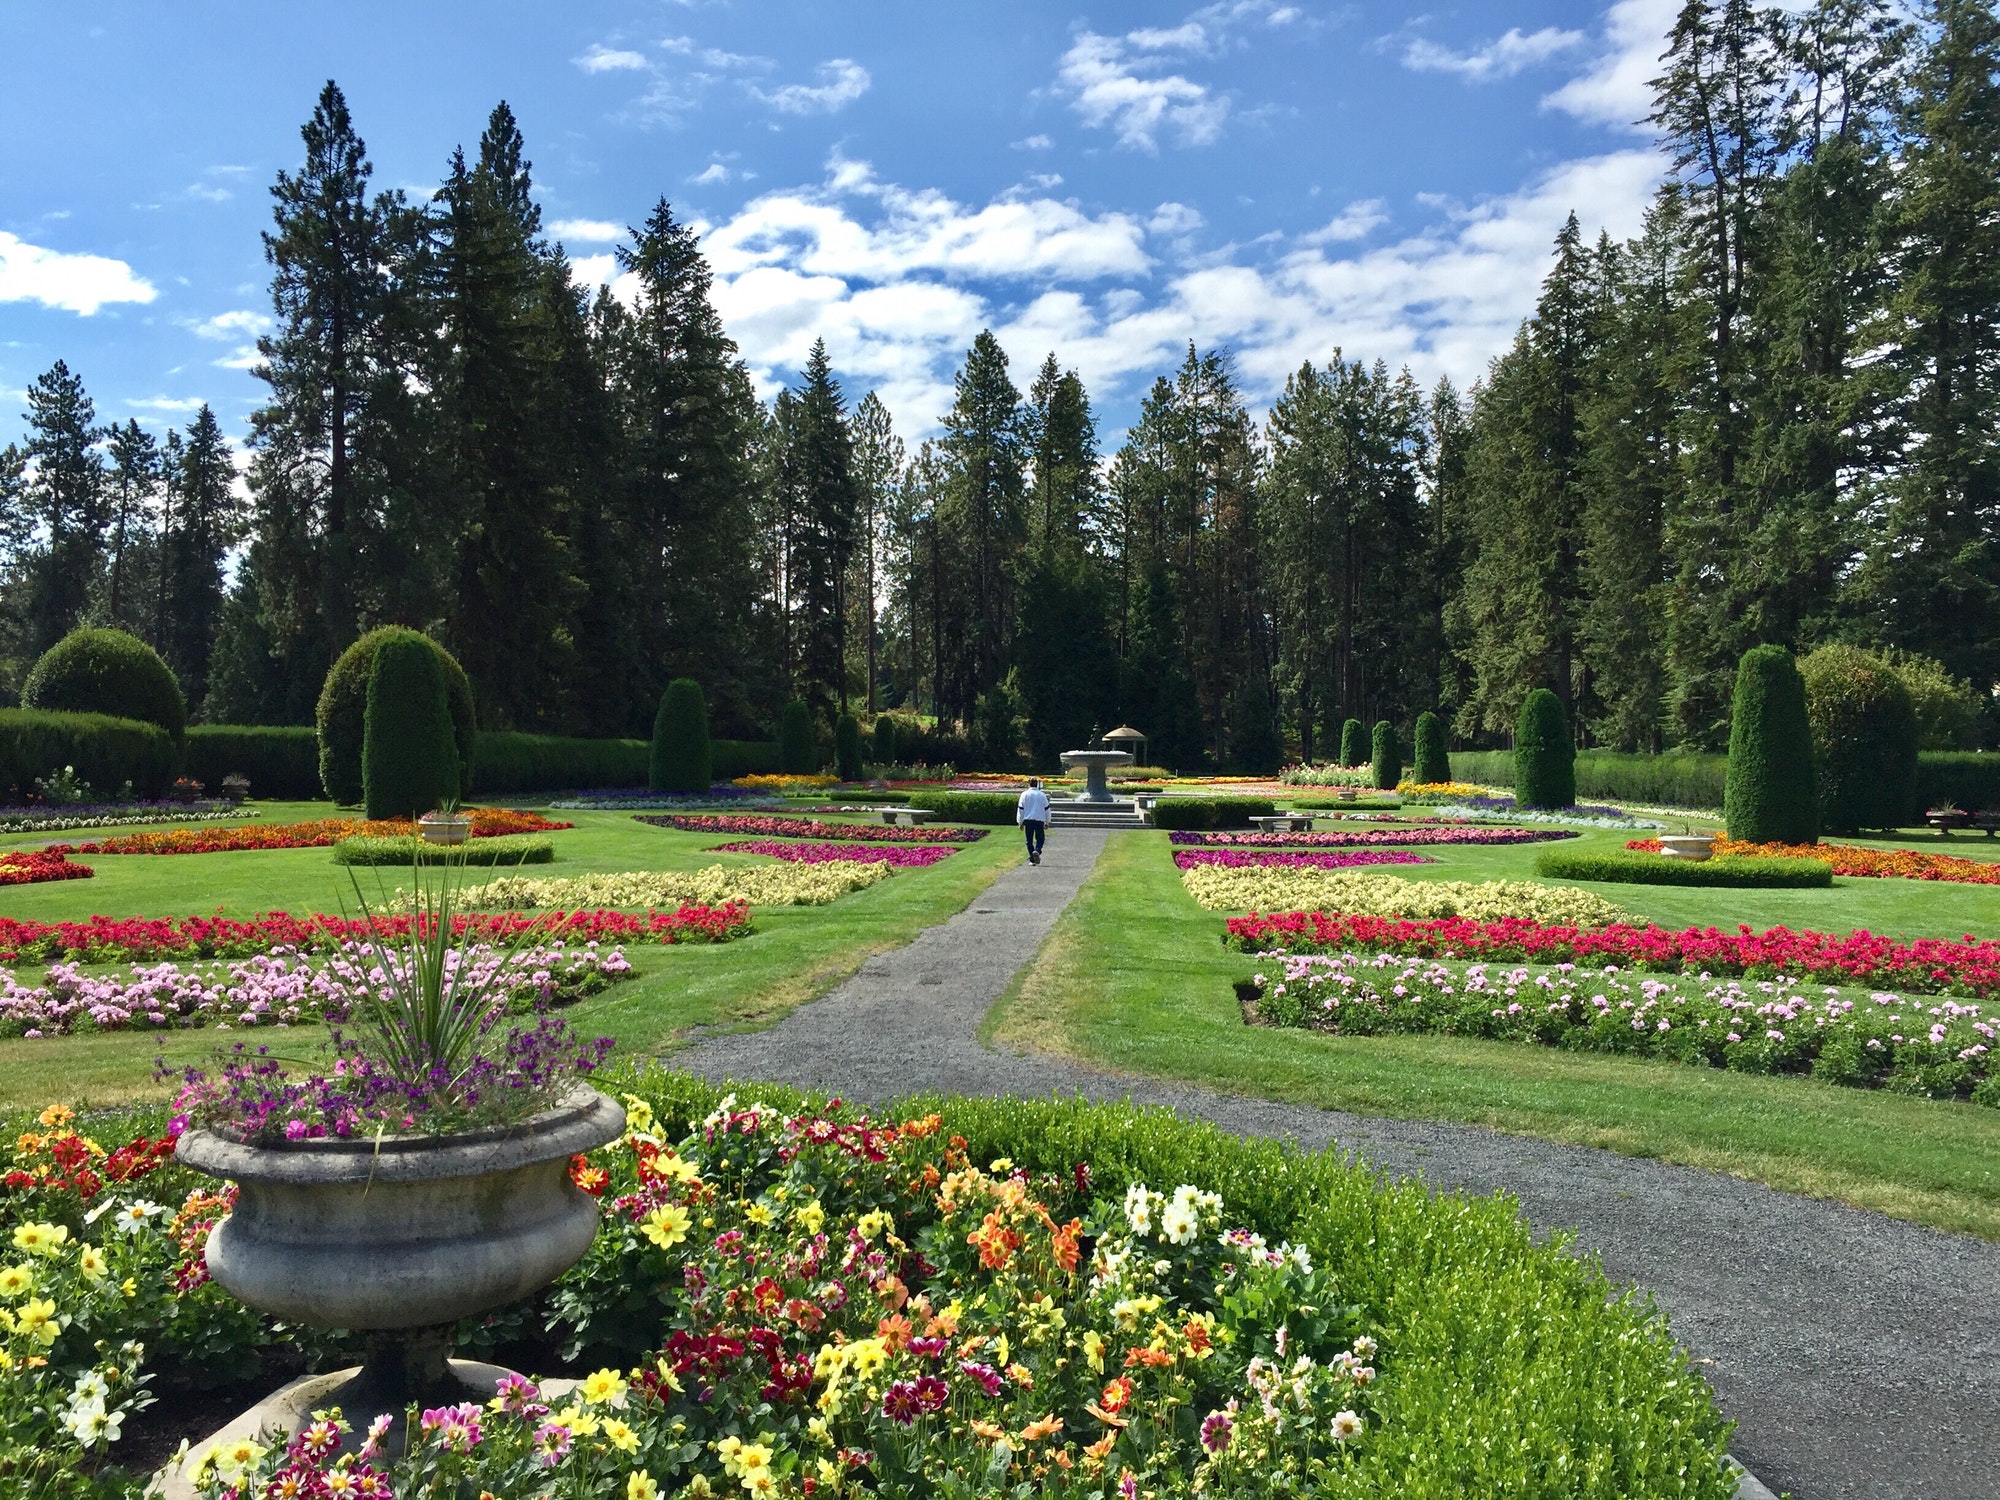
[1534,849,1832,888]
[0,708,176,801]
[714,739,780,779]
[22,628,186,738]
[181,725,320,800]
[1800,645,1921,832]
[650,679,712,794]
[1370,720,1402,790]
[904,790,1019,825]
[872,714,898,766]
[1120,561,1204,774]
[1338,719,1366,768]
[332,834,554,866]
[1724,645,1819,844]
[833,712,863,781]
[777,699,817,775]
[1412,710,1450,785]
[1916,752,2000,814]
[362,634,460,820]
[318,627,477,805]
[1513,689,1575,809]
[474,732,648,794]
[1014,546,1119,771]
[973,675,1024,771]
[1148,796,1277,829]
[1881,650,1989,750]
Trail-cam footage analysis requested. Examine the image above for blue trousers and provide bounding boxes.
[1022,819,1046,858]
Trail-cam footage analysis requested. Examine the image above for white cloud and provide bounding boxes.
[0,231,157,315]
[571,253,618,288]
[128,396,204,413]
[1014,134,1054,151]
[1300,199,1388,243]
[755,58,871,114]
[575,44,650,74]
[187,308,268,340]
[1543,0,1678,131]
[1403,26,1587,82]
[691,164,732,185]
[549,218,625,243]
[186,183,233,203]
[1058,29,1229,151]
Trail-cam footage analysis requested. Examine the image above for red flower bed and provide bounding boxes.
[45,807,572,856]
[639,813,985,844]
[0,902,751,965]
[0,850,94,886]
[1225,910,2000,1000]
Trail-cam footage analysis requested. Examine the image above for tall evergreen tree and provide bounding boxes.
[160,407,244,714]
[776,339,862,725]
[101,420,159,633]
[933,332,1025,725]
[848,391,903,714]
[20,361,103,656]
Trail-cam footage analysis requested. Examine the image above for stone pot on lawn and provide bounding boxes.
[1657,834,1716,861]
[417,810,474,845]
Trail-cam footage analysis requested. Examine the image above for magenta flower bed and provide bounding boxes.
[1170,827,1576,848]
[640,814,985,844]
[1173,849,1434,870]
[711,839,958,867]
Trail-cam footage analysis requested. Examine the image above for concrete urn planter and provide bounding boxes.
[417,811,474,846]
[1657,834,1716,862]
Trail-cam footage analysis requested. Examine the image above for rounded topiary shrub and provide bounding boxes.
[1800,644,1920,833]
[22,627,186,739]
[1412,710,1450,785]
[650,679,712,794]
[1514,689,1575,809]
[778,699,817,775]
[1370,720,1401,791]
[873,714,898,767]
[362,633,460,820]
[318,628,476,806]
[835,713,864,782]
[1338,718,1366,768]
[1724,645,1818,844]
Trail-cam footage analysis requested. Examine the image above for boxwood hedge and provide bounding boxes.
[906,789,1020,824]
[181,725,320,800]
[1535,848,1833,888]
[330,833,555,866]
[1150,795,1277,829]
[0,707,176,801]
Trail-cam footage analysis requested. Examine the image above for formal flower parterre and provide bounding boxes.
[0,801,257,835]
[46,808,572,856]
[641,814,986,845]
[1182,867,1634,926]
[711,840,958,868]
[1172,850,1435,871]
[0,849,94,885]
[461,864,891,910]
[1627,835,2000,884]
[1169,827,1576,848]
[1424,798,1665,830]
[733,774,839,793]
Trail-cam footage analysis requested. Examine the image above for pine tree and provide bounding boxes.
[777,339,862,725]
[934,332,1025,727]
[160,408,245,714]
[849,392,904,714]
[101,420,159,633]
[20,361,103,656]
[1120,562,1203,772]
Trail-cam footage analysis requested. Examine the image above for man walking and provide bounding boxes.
[1017,776,1050,865]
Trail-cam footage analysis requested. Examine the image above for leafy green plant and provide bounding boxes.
[872,714,897,766]
[1149,796,1277,830]
[23,627,186,739]
[317,628,477,806]
[777,699,817,776]
[332,833,555,866]
[1801,644,1920,832]
[361,635,460,821]
[834,712,864,781]
[1338,718,1366,768]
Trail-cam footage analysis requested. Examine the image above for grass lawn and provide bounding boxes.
[989,830,2000,1239]
[0,800,1021,1111]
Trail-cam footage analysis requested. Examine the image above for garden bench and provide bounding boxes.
[879,808,938,827]
[1253,813,1317,833]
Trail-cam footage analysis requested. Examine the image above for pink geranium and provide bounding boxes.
[711,839,957,867]
[1173,850,1434,870]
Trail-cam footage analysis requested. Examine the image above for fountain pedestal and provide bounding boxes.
[1058,748,1135,803]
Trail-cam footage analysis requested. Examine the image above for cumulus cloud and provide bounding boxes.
[575,44,650,73]
[1403,26,1587,82]
[690,164,733,185]
[128,396,205,413]
[1300,199,1389,244]
[187,309,269,340]
[0,231,157,315]
[755,58,871,114]
[1058,28,1229,150]
[549,218,626,243]
[1013,134,1054,151]
[1543,0,1678,131]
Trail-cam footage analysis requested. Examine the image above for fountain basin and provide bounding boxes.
[1059,748,1135,803]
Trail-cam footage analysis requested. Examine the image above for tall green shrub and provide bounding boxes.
[1412,710,1450,785]
[1514,690,1575,809]
[1338,718,1366,768]
[873,715,898,766]
[1370,720,1401,791]
[362,634,459,819]
[1800,644,1920,832]
[778,700,817,775]
[23,628,186,739]
[835,713,864,781]
[649,679,712,794]
[0,709,177,800]
[318,628,476,805]
[1723,646,1818,843]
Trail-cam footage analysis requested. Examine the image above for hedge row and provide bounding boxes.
[0,709,177,801]
[330,834,556,866]
[1150,796,1277,829]
[181,726,321,799]
[905,790,1020,825]
[1534,849,1833,888]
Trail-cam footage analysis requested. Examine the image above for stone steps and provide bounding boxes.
[1047,798,1149,830]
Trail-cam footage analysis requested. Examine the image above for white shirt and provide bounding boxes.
[1017,787,1050,823]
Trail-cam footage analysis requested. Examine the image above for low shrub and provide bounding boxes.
[650,679,711,794]
[473,731,649,794]
[361,633,459,819]
[1452,749,1730,810]
[181,725,320,799]
[1149,796,1277,829]
[1370,719,1401,790]
[330,834,556,866]
[1514,690,1575,809]
[22,627,186,738]
[0,708,177,801]
[1412,710,1450,785]
[1533,848,1832,888]
[318,627,477,804]
[905,790,1021,825]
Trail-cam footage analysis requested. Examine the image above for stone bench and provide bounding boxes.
[878,807,938,827]
[1253,813,1317,833]
[1928,810,2000,838]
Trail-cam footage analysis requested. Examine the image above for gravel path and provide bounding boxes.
[681,829,2000,1500]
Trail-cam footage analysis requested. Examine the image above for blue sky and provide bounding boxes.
[0,0,1674,449]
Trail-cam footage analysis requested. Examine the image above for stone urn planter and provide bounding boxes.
[1657,834,1716,861]
[417,809,474,846]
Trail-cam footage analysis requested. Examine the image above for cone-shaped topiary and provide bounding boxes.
[1514,689,1575,809]
[1800,644,1920,833]
[1370,720,1402,791]
[778,699,817,775]
[650,678,712,794]
[873,714,898,767]
[835,713,864,781]
[318,628,476,805]
[1724,646,1818,843]
[1412,710,1450,785]
[362,633,460,820]
[23,627,186,739]
[1338,718,1366,768]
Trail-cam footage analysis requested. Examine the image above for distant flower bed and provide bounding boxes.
[711,839,958,867]
[1393,782,1492,804]
[0,801,256,835]
[0,905,750,966]
[1425,797,1664,830]
[640,813,986,844]
[0,941,634,1040]
[45,808,571,856]
[1170,826,1576,848]
[462,862,891,910]
[1182,866,1634,927]
[1279,763,1373,788]
[1627,835,2000,885]
[1172,849,1434,871]
[1244,952,2000,1105]
[0,850,93,887]
[732,773,838,792]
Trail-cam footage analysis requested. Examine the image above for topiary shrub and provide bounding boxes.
[1800,644,1920,832]
[1514,689,1575,810]
[1338,718,1366,768]
[1724,646,1818,844]
[650,679,712,794]
[1411,711,1450,785]
[1370,720,1402,791]
[318,628,476,805]
[362,633,460,820]
[23,627,186,739]
[778,700,817,776]
[835,713,864,782]
[873,714,898,767]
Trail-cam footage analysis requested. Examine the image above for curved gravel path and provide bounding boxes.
[682,829,2000,1500]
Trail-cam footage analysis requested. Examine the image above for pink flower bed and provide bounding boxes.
[1173,849,1434,870]
[1171,827,1576,848]
[639,813,984,844]
[711,839,958,867]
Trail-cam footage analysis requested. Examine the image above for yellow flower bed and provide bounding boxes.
[463,861,892,910]
[733,773,838,792]
[1179,866,1633,926]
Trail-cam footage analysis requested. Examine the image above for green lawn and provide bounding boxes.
[1,800,1021,1111]
[988,830,2000,1239]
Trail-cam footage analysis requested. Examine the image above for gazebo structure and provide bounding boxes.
[1101,725,1147,766]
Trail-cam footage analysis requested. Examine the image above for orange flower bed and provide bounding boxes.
[48,807,571,856]
[1626,835,2000,884]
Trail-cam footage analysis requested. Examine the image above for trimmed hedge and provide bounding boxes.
[1338,718,1366,767]
[319,628,477,805]
[1534,848,1833,888]
[181,726,320,800]
[1801,644,1920,832]
[1412,710,1450,785]
[1149,796,1278,830]
[1370,720,1401,791]
[362,634,459,820]
[835,713,864,782]
[778,700,816,775]
[473,733,648,795]
[905,790,1020,825]
[331,834,556,866]
[714,739,780,779]
[1453,750,1731,810]
[1917,751,2000,813]
[23,627,186,738]
[1724,646,1817,843]
[651,679,712,795]
[0,708,177,801]
[873,714,898,765]
[1514,690,1575,809]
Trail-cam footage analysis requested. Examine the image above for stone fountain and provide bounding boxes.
[1059,746,1135,802]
